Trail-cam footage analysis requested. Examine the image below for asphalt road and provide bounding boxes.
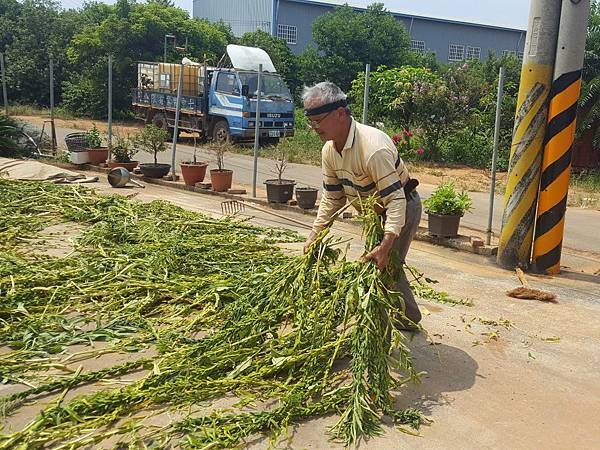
[52,125,600,259]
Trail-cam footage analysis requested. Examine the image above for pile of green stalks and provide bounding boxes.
[0,179,463,448]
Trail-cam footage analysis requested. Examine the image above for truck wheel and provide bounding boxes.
[212,120,231,144]
[152,113,172,139]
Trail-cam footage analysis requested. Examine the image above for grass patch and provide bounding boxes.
[8,104,76,120]
[571,170,600,192]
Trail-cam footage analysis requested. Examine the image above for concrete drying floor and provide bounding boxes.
[1,178,599,449]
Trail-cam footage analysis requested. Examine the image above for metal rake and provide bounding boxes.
[220,200,313,229]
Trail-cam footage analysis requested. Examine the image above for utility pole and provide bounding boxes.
[170,61,185,181]
[362,63,370,125]
[108,54,113,157]
[487,66,505,246]
[49,55,57,152]
[497,0,562,269]
[252,64,263,197]
[532,0,591,274]
[1,53,8,116]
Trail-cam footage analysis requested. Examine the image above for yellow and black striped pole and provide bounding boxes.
[497,0,562,269]
[533,0,591,274]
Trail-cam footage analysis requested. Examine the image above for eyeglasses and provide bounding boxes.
[307,110,333,129]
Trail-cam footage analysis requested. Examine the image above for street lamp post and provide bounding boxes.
[164,34,175,63]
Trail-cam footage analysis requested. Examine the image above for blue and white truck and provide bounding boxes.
[132,45,295,144]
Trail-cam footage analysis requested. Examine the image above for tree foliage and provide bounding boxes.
[578,1,600,150]
[303,3,410,90]
[238,30,300,97]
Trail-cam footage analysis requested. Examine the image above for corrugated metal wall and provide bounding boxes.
[192,0,525,62]
[193,0,273,36]
[276,1,525,59]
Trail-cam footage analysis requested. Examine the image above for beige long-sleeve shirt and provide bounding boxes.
[313,118,411,236]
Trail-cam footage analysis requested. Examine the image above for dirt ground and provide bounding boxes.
[1,176,598,449]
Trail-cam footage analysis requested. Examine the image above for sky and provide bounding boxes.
[59,0,532,30]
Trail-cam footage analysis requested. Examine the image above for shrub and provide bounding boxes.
[85,124,103,148]
[111,134,136,163]
[423,182,473,216]
[134,125,168,165]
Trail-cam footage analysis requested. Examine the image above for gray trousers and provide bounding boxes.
[391,192,422,323]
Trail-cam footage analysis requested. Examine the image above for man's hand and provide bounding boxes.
[364,232,397,271]
[303,230,318,254]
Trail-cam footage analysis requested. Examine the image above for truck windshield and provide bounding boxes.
[239,72,292,100]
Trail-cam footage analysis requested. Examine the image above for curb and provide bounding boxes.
[47,160,499,257]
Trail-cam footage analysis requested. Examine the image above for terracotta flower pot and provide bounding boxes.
[107,160,139,171]
[181,162,209,186]
[210,169,233,192]
[265,179,295,203]
[87,147,109,165]
[296,187,318,209]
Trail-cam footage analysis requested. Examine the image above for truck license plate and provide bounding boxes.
[268,131,280,138]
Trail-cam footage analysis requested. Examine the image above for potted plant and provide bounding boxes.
[85,124,109,165]
[180,134,208,186]
[135,124,171,178]
[264,149,295,203]
[423,182,473,237]
[296,185,319,209]
[209,143,233,192]
[107,134,139,171]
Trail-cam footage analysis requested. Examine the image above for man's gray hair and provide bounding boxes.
[302,82,346,106]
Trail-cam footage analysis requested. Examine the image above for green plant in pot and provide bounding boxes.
[135,124,171,178]
[209,143,233,192]
[180,134,208,187]
[265,148,295,203]
[423,182,473,237]
[85,124,108,165]
[107,134,138,171]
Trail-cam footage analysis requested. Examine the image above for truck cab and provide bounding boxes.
[131,45,294,145]
[208,45,295,144]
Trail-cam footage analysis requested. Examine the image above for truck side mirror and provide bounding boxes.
[242,85,249,97]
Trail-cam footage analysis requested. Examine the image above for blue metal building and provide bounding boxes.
[192,0,526,62]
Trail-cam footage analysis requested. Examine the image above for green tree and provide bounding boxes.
[238,29,300,97]
[305,3,410,90]
[578,1,600,151]
[349,66,438,129]
[64,0,231,117]
[1,0,84,106]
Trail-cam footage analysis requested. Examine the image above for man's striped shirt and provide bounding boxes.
[313,118,411,236]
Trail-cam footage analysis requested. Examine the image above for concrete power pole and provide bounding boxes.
[497,0,562,269]
[532,0,591,274]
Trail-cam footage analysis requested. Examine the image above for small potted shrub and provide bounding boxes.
[423,182,473,237]
[135,124,171,178]
[85,124,108,165]
[296,185,319,209]
[264,149,295,203]
[180,134,208,186]
[107,134,138,171]
[209,143,233,192]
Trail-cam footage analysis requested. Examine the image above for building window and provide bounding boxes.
[503,50,517,57]
[277,24,297,45]
[466,46,481,60]
[448,44,465,62]
[411,40,425,53]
